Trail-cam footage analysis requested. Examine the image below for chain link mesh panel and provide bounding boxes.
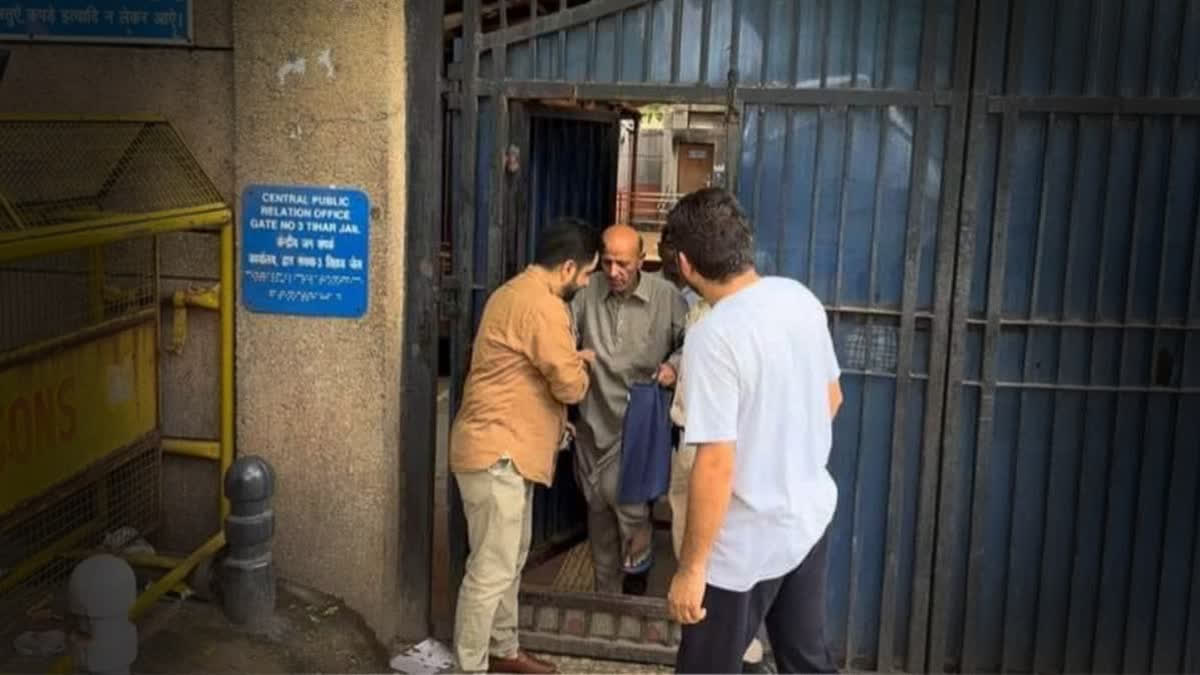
[0,119,223,230]
[0,436,161,637]
[0,236,156,356]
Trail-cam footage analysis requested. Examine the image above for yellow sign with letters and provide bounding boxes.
[0,322,157,515]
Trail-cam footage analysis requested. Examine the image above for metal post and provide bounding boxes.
[220,455,276,627]
[66,554,137,675]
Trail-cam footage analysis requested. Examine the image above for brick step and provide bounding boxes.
[518,585,680,666]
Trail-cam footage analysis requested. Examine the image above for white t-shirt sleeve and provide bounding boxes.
[682,324,738,444]
[822,315,841,381]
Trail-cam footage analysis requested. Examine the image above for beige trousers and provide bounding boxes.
[668,443,764,665]
[453,459,533,672]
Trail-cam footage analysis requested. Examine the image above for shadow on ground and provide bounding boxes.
[134,583,390,674]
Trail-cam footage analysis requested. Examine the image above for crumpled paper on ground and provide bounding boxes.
[13,630,66,657]
[389,638,455,674]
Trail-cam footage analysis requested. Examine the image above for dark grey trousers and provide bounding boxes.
[676,533,835,674]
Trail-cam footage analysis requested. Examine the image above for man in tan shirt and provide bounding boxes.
[449,218,600,674]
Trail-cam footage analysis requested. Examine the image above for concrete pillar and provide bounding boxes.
[232,0,408,641]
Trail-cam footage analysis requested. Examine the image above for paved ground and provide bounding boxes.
[0,578,668,674]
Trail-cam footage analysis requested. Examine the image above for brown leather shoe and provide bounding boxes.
[488,650,558,674]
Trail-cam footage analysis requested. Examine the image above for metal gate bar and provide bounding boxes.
[934,1,1200,672]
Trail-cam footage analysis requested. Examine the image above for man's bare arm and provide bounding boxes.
[829,379,843,419]
[668,440,735,624]
[679,441,735,573]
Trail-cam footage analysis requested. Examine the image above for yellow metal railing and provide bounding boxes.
[0,116,235,672]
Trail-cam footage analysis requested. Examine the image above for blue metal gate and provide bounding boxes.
[929,1,1200,672]
[440,1,1200,671]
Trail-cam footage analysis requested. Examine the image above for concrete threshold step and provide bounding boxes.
[518,586,678,666]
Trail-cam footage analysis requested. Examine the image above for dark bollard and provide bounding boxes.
[221,455,276,627]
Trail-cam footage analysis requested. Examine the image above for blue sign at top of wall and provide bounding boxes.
[0,1,191,45]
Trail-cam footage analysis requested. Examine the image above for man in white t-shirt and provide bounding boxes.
[661,187,844,674]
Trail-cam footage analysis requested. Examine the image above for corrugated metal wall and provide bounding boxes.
[445,1,1200,672]
[931,1,1200,673]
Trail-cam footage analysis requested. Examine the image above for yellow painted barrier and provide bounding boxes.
[0,118,237,674]
[0,322,157,515]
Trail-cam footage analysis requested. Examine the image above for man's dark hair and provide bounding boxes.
[534,217,600,269]
[662,187,754,281]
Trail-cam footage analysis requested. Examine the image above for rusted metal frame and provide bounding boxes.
[819,0,832,89]
[1140,27,1193,673]
[669,0,683,83]
[724,97,744,194]
[482,79,725,102]
[754,0,770,88]
[1027,14,1080,665]
[865,106,888,311]
[741,87,949,107]
[840,368,933,382]
[1031,107,1087,675]
[613,5,623,82]
[999,102,1058,673]
[831,107,853,346]
[1183,149,1200,672]
[959,381,1200,395]
[748,105,765,254]
[805,107,826,289]
[489,96,510,290]
[958,105,1018,675]
[1090,112,1150,671]
[1163,103,1200,674]
[880,0,897,91]
[825,305,935,320]
[928,0,995,668]
[787,0,800,87]
[985,96,1200,116]
[1128,114,1183,675]
[698,0,711,84]
[875,0,942,667]
[559,0,567,80]
[909,1,978,669]
[587,18,597,81]
[479,78,948,107]
[440,0,482,642]
[844,102,888,669]
[493,2,508,83]
[1059,109,1117,671]
[967,318,1200,330]
[479,0,645,51]
[1003,4,1064,650]
[1155,133,1200,674]
[641,0,653,83]
[728,0,741,87]
[848,0,862,89]
[956,0,1025,667]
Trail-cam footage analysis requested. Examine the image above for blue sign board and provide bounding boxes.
[0,1,191,45]
[241,185,370,319]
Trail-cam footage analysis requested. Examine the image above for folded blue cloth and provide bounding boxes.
[617,382,674,505]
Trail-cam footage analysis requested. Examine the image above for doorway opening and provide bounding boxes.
[500,100,732,600]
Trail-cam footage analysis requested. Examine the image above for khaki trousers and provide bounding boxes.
[453,459,533,672]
